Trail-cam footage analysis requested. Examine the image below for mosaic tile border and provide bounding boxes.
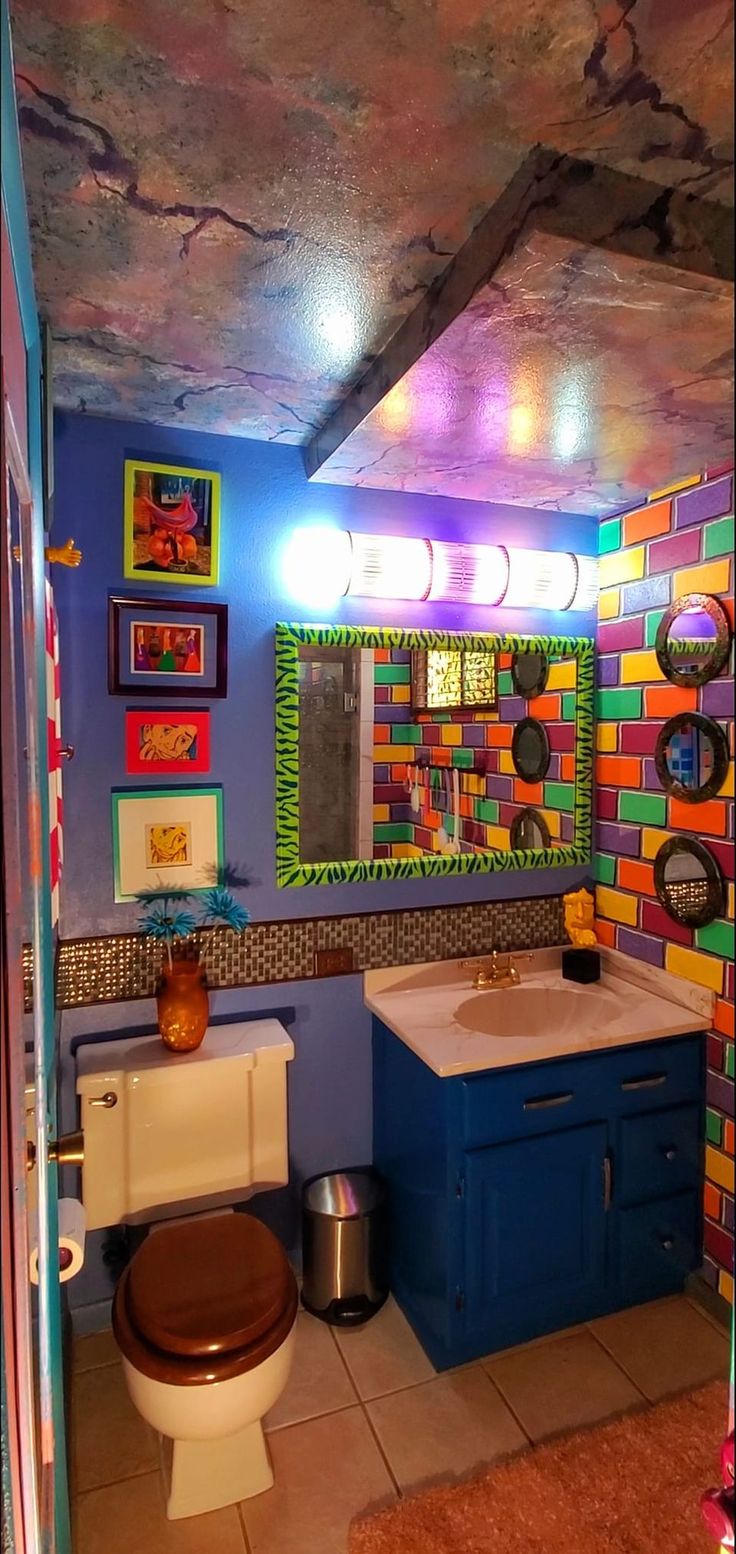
[25,895,567,1011]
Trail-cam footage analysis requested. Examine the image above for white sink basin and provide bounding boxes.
[455,984,622,1041]
[364,947,712,1076]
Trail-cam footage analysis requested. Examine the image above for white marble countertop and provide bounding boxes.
[364,945,713,1078]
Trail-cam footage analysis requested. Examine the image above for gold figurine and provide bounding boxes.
[563,887,598,948]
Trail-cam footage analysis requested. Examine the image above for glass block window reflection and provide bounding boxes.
[411,649,497,711]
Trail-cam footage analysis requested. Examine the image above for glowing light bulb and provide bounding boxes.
[281,526,351,609]
[428,541,509,605]
[346,532,432,601]
[505,549,578,611]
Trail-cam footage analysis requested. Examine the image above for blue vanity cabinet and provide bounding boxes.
[372,1019,704,1370]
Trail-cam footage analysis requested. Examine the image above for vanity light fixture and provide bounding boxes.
[569,555,599,612]
[283,527,598,611]
[504,548,579,612]
[345,532,433,601]
[426,540,509,606]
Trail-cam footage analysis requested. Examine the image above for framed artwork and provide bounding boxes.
[111,785,224,901]
[108,597,227,697]
[123,459,221,586]
[125,709,211,774]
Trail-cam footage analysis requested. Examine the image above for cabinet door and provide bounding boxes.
[463,1124,608,1351]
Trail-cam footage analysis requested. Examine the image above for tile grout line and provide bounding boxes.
[266,1399,363,1435]
[75,1463,160,1500]
[478,1366,534,1447]
[327,1323,369,1408]
[583,1325,653,1404]
[358,1399,403,1500]
[327,1325,403,1498]
[236,1499,253,1554]
[684,1292,732,1336]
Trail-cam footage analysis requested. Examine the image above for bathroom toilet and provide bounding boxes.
[76,1019,296,1519]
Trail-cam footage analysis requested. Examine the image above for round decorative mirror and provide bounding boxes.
[655,593,733,687]
[510,807,552,850]
[654,836,725,927]
[511,651,549,699]
[511,717,551,783]
[654,712,729,803]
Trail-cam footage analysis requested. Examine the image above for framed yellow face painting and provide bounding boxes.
[111,785,224,901]
[123,459,221,586]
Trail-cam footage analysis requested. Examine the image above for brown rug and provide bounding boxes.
[350,1381,728,1554]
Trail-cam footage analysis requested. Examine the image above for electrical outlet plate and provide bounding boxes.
[314,946,355,977]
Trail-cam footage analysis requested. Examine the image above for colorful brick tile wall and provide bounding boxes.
[372,648,577,858]
[595,465,735,1305]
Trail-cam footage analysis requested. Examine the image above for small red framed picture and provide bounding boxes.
[125,709,211,775]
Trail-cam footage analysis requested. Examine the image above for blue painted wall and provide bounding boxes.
[53,410,597,1319]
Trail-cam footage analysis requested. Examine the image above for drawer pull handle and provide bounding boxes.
[660,1236,674,1252]
[523,1091,574,1111]
[621,1073,667,1091]
[662,1146,677,1162]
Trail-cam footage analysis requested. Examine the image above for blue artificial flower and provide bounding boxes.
[138,905,198,942]
[199,887,250,933]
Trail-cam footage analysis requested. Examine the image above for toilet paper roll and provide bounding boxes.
[29,1198,86,1285]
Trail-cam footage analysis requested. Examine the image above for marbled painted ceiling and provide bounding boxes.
[309,232,735,513]
[12,1,735,504]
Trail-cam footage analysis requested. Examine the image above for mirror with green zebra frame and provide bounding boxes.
[275,624,594,887]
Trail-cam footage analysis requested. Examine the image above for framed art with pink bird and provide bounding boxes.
[123,459,221,585]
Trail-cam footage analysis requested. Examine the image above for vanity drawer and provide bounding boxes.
[461,1056,602,1146]
[609,1039,702,1113]
[618,1192,699,1303]
[616,1104,701,1206]
[459,1036,702,1148]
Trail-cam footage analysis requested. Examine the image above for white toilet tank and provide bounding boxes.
[76,1020,294,1231]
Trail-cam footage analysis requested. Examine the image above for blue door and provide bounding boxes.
[463,1124,609,1352]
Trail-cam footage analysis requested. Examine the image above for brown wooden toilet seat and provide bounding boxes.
[112,1213,298,1386]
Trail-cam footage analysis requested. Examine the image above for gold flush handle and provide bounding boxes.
[48,1130,85,1166]
[27,1130,86,1171]
[88,1091,117,1109]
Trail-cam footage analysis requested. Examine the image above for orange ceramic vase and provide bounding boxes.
[157,957,209,1053]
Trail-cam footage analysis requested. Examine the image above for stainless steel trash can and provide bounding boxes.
[301,1168,388,1326]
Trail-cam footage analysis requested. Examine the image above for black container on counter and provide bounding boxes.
[562,947,601,984]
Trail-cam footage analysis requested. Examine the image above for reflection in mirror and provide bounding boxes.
[654,712,729,803]
[510,807,552,850]
[654,836,725,927]
[294,642,577,864]
[511,651,548,699]
[655,593,733,687]
[512,717,551,783]
[411,647,497,711]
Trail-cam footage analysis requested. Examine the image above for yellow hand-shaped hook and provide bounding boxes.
[12,538,83,567]
[45,538,82,568]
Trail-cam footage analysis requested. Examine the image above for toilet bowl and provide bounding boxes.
[113,1211,298,1519]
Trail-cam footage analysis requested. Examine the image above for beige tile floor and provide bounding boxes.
[71,1292,729,1554]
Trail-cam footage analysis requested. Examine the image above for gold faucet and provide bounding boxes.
[461,951,533,991]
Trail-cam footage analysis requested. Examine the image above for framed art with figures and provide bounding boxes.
[108,597,227,697]
[123,458,221,586]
